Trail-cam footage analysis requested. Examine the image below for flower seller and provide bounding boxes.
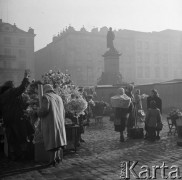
[37,84,67,166]
[0,70,34,161]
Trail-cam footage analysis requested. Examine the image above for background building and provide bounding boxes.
[0,19,35,86]
[35,26,182,86]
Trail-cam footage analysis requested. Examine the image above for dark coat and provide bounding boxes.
[0,78,34,144]
[114,103,133,132]
[147,96,162,114]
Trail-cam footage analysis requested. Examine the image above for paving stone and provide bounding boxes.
[2,116,182,179]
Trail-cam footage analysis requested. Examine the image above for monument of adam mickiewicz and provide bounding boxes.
[107,27,115,50]
[97,27,122,85]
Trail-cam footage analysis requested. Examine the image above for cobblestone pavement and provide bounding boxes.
[2,115,182,180]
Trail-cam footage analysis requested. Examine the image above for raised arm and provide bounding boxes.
[12,70,30,97]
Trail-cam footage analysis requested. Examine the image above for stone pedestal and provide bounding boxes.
[98,48,122,85]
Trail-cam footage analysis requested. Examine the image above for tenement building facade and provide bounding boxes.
[0,19,35,86]
[35,26,182,86]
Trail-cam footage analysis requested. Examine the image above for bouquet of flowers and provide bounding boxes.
[27,69,88,142]
[168,109,182,120]
[65,97,88,116]
[137,109,145,121]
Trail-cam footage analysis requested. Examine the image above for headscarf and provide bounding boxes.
[43,84,55,94]
[117,88,125,95]
[152,89,159,97]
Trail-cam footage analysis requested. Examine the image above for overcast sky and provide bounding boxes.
[1,0,182,51]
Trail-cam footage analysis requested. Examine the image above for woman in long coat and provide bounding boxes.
[125,84,135,137]
[147,89,162,139]
[37,84,67,166]
[113,88,132,142]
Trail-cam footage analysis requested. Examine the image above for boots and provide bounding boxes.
[120,132,125,142]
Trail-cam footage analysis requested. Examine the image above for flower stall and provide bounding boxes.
[26,69,88,161]
[167,109,182,146]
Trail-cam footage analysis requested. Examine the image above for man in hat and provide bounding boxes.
[37,84,67,166]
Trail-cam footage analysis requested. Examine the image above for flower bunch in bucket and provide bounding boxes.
[168,109,182,121]
[65,94,88,117]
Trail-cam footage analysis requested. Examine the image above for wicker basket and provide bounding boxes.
[111,95,131,108]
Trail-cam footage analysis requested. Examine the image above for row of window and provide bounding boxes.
[4,48,26,58]
[136,52,169,64]
[136,66,170,79]
[3,37,26,45]
[136,40,169,51]
[0,60,26,69]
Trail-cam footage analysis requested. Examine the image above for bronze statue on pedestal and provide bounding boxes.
[107,27,115,50]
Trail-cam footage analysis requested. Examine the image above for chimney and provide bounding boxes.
[28,27,34,34]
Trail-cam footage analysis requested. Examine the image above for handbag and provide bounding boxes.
[156,121,163,131]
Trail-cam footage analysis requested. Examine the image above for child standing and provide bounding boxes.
[145,100,162,141]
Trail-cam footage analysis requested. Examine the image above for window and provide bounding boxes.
[163,43,168,51]
[4,37,11,44]
[137,66,143,78]
[155,67,160,78]
[144,53,150,64]
[154,42,159,51]
[163,67,169,78]
[145,67,150,78]
[137,41,142,50]
[4,48,11,55]
[154,53,160,64]
[125,55,132,64]
[136,52,143,63]
[144,41,149,50]
[19,49,26,58]
[3,61,11,68]
[19,61,26,69]
[19,38,26,45]
[0,61,4,68]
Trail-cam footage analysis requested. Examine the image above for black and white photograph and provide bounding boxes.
[0,0,182,179]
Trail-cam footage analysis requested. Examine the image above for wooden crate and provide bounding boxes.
[34,142,49,162]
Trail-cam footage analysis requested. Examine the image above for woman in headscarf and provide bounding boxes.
[125,84,135,137]
[112,88,132,142]
[37,84,67,166]
[147,89,162,140]
[145,100,162,141]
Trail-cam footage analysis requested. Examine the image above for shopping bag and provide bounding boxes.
[128,127,144,139]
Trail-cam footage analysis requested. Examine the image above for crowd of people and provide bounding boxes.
[112,84,163,142]
[0,70,96,166]
[0,70,163,167]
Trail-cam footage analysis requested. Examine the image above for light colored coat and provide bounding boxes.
[38,92,67,151]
